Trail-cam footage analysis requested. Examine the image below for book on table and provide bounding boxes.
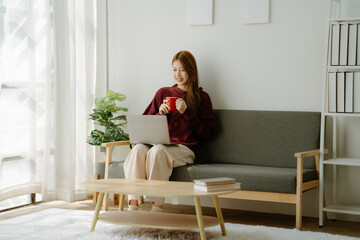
[194,182,241,192]
[193,177,236,186]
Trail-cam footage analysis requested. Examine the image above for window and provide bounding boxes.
[0,0,53,209]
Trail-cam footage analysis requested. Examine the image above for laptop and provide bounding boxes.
[126,114,171,145]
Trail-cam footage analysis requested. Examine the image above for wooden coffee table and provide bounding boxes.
[82,179,237,240]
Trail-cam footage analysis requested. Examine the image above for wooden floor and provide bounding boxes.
[0,199,359,238]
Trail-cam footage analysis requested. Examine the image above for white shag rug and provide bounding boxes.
[0,208,357,240]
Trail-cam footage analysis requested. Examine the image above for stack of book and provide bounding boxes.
[330,23,360,66]
[193,177,241,192]
[328,72,360,113]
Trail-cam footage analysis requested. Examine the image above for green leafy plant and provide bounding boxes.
[87,90,129,146]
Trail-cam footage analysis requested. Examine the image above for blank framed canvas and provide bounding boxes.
[188,0,213,25]
[242,0,270,24]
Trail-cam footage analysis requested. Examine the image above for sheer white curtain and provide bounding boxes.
[0,0,97,203]
[44,0,97,202]
[0,0,53,201]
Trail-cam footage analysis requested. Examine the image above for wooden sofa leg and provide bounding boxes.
[102,145,112,211]
[103,193,109,211]
[93,174,99,205]
[296,157,303,230]
[296,193,302,230]
[323,192,328,222]
[114,194,119,205]
[119,194,125,211]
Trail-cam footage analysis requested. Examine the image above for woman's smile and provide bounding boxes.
[172,60,189,89]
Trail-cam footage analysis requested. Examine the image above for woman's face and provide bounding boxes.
[172,60,189,89]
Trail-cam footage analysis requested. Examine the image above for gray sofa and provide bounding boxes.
[95,109,325,230]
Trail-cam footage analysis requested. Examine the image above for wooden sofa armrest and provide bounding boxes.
[101,140,131,179]
[97,141,130,211]
[294,149,328,158]
[295,148,328,199]
[294,149,328,177]
[100,140,131,211]
[101,140,131,148]
[294,148,328,230]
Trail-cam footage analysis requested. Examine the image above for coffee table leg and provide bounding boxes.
[91,192,104,232]
[103,193,109,211]
[194,197,206,240]
[119,194,125,211]
[212,195,226,236]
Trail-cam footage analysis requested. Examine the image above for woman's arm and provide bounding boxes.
[182,92,216,140]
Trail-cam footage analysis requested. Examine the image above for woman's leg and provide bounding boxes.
[145,144,195,207]
[123,144,150,207]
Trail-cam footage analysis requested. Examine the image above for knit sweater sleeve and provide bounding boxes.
[182,91,216,140]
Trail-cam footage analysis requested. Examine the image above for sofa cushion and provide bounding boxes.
[95,161,125,179]
[95,162,105,179]
[108,162,125,178]
[196,110,321,169]
[170,163,317,194]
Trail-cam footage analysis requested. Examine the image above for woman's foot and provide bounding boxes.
[128,199,139,211]
[151,202,164,212]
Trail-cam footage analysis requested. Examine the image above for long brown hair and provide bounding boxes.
[172,51,201,111]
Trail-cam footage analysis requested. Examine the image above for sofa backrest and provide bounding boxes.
[196,110,321,169]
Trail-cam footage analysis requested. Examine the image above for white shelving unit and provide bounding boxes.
[319,0,360,227]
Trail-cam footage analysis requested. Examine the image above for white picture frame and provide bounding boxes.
[242,0,270,24]
[188,0,213,25]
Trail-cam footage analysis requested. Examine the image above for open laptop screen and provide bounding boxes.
[126,115,171,145]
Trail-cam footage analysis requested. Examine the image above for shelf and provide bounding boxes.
[324,204,360,215]
[327,66,360,72]
[323,158,360,166]
[98,211,220,230]
[324,113,360,117]
[320,0,360,227]
[330,17,360,23]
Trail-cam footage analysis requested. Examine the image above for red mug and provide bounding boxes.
[166,97,177,111]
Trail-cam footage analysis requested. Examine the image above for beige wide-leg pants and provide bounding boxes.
[123,144,195,205]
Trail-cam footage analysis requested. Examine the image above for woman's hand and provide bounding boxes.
[159,100,170,115]
[176,98,187,114]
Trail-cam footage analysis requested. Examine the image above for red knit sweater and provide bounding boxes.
[143,84,216,156]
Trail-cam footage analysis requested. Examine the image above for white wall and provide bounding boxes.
[102,0,360,221]
[108,0,327,113]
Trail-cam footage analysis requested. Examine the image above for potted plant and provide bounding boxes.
[87,90,129,148]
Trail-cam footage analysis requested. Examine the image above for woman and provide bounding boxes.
[123,50,216,211]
